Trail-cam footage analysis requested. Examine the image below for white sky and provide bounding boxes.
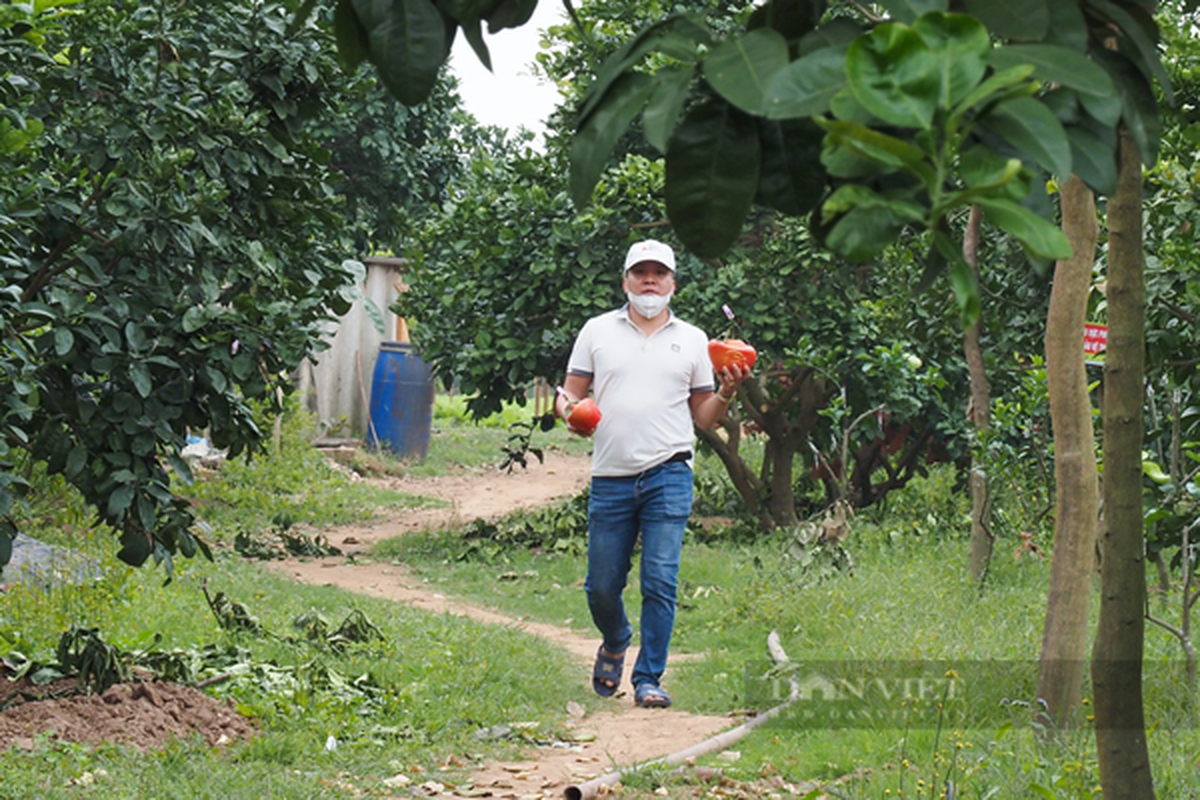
[448,2,567,146]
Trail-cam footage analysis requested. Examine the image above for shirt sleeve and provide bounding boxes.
[691,327,715,392]
[567,319,596,377]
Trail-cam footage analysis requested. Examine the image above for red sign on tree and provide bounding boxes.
[1084,323,1108,355]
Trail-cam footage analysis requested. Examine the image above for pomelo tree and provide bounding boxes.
[0,0,469,574]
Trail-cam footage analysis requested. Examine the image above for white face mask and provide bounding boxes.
[626,290,672,320]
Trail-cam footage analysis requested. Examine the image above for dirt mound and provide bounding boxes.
[0,672,255,753]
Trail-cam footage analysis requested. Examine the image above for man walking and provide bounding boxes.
[555,240,750,708]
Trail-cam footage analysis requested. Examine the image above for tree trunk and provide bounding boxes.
[1091,130,1155,797]
[694,422,770,527]
[962,205,993,582]
[1037,176,1101,728]
[764,434,802,528]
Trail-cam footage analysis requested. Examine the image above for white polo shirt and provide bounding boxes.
[567,306,715,477]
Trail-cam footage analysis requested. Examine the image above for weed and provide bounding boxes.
[375,489,590,565]
[7,407,1200,798]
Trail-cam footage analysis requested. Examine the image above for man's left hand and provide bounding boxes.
[716,363,752,399]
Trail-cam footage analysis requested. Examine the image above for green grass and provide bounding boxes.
[0,398,600,799]
[6,408,1200,799]
[1,542,594,798]
[377,474,1200,798]
[399,393,594,477]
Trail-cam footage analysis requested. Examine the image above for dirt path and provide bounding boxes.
[1,450,737,795]
[271,450,734,796]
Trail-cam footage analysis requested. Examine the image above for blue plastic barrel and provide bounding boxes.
[368,342,434,459]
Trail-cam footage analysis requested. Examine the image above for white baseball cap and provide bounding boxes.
[623,240,676,272]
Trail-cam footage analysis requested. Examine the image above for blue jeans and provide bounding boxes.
[585,460,693,689]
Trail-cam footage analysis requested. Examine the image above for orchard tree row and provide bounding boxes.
[0,0,486,571]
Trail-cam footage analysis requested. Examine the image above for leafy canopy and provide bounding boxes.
[0,0,467,572]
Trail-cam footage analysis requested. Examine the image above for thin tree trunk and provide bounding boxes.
[962,205,993,582]
[1091,130,1155,797]
[1037,176,1101,727]
[765,434,801,528]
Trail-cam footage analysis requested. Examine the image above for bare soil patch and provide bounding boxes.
[0,671,255,753]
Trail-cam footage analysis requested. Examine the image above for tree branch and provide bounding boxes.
[1146,612,1186,642]
[561,0,599,58]
[20,179,114,301]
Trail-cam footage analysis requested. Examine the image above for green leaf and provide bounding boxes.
[352,0,447,106]
[978,96,1071,179]
[570,73,655,208]
[746,0,825,40]
[130,362,152,399]
[577,15,711,128]
[763,44,848,120]
[54,328,74,356]
[460,17,491,72]
[822,184,924,223]
[875,0,947,25]
[117,528,153,567]
[913,12,990,109]
[961,0,1048,41]
[703,28,790,115]
[65,446,88,479]
[989,45,1115,98]
[441,0,493,22]
[754,117,825,216]
[0,525,12,568]
[182,306,206,333]
[1088,0,1173,106]
[947,63,1035,128]
[1045,82,1088,120]
[642,66,694,154]
[816,118,932,178]
[958,145,1023,190]
[824,205,907,261]
[974,196,1072,260]
[485,0,536,33]
[287,0,320,36]
[797,18,861,56]
[819,120,899,179]
[1027,783,1057,800]
[108,485,135,519]
[334,0,370,71]
[846,23,940,129]
[934,230,980,328]
[1143,459,1171,485]
[1066,125,1118,196]
[1043,1,1087,51]
[124,321,149,352]
[0,117,43,154]
[363,297,387,337]
[1079,81,1122,128]
[821,185,923,259]
[665,100,761,259]
[1094,47,1161,166]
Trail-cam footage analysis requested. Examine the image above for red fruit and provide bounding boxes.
[708,339,758,372]
[567,398,602,436]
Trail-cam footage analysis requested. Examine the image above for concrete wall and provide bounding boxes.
[298,257,408,439]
